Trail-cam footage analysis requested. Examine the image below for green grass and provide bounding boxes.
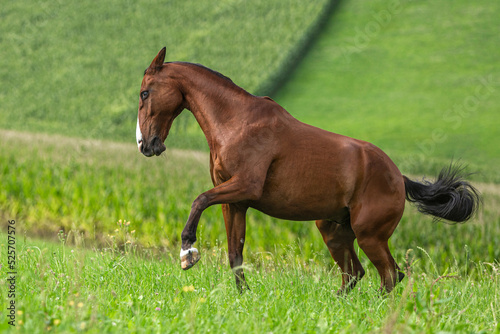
[0,233,499,333]
[0,0,330,150]
[274,0,500,182]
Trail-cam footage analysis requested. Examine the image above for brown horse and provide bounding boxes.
[136,48,480,293]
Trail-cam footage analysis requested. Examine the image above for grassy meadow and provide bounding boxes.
[1,233,499,333]
[1,0,500,332]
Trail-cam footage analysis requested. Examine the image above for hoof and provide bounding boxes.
[180,247,200,270]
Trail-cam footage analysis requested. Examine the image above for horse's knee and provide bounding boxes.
[191,193,209,212]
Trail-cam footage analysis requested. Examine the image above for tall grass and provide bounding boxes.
[0,233,498,333]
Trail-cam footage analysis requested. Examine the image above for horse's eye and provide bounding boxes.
[140,91,149,100]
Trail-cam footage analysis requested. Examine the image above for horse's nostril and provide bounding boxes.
[151,136,166,156]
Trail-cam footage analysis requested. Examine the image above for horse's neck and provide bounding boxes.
[176,63,252,150]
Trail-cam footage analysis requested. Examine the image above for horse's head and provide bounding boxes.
[136,47,185,156]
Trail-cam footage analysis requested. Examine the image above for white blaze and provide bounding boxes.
[136,117,143,151]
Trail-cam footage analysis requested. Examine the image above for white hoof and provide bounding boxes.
[180,247,200,270]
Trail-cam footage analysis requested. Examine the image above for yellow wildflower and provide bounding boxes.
[182,285,195,292]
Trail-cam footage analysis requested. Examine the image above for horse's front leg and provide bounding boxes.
[180,176,263,270]
[222,203,249,292]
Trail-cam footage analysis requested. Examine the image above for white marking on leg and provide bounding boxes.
[136,117,143,151]
[180,247,199,259]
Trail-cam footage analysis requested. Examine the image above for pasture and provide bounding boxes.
[1,0,500,332]
[2,233,499,333]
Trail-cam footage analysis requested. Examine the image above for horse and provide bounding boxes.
[136,47,481,293]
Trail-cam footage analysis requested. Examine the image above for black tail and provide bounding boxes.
[403,164,481,223]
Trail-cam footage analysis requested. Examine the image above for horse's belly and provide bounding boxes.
[250,200,347,221]
[249,164,354,221]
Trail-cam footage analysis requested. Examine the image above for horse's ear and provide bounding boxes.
[148,47,166,73]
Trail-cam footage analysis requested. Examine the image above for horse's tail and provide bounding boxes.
[403,164,481,223]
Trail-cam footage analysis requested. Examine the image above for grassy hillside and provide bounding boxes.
[274,0,500,181]
[0,0,331,149]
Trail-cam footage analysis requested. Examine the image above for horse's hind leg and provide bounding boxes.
[350,206,405,293]
[356,236,404,293]
[316,220,365,294]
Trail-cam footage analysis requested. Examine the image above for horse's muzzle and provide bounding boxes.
[141,136,166,157]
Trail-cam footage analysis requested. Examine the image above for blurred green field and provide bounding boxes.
[274,0,500,182]
[0,0,331,149]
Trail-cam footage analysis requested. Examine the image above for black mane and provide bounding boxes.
[187,62,235,85]
[143,62,237,88]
